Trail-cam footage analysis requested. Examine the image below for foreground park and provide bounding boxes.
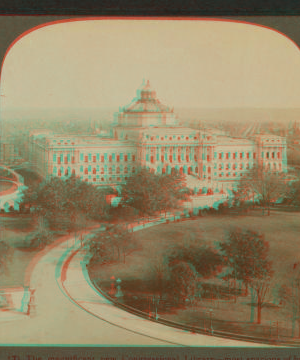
[88,209,300,342]
[1,165,300,344]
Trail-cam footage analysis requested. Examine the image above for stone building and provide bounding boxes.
[29,81,287,193]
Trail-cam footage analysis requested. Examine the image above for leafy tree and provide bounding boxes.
[21,174,112,232]
[278,262,300,338]
[121,167,190,218]
[0,241,14,276]
[29,229,54,249]
[218,227,273,323]
[168,260,199,304]
[88,223,136,265]
[168,244,223,279]
[234,165,288,215]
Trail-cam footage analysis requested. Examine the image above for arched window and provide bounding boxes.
[101,167,104,174]
[109,167,112,174]
[116,167,120,174]
[124,167,128,174]
[188,167,192,174]
[65,169,68,176]
[195,166,199,173]
[84,168,88,175]
[93,168,96,174]
[58,169,61,176]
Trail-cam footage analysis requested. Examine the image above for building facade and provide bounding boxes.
[29,81,287,193]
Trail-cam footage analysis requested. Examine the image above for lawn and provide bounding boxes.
[88,210,300,342]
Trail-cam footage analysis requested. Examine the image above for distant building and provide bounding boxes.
[0,142,16,164]
[29,81,287,193]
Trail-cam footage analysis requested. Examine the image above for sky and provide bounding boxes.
[0,19,300,111]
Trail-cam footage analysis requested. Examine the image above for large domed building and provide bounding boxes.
[29,81,287,197]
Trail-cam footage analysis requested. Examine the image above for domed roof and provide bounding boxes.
[122,80,173,113]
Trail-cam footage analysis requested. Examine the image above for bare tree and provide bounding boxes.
[235,165,288,215]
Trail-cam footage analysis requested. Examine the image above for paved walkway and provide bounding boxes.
[0,239,168,345]
[62,242,266,347]
[0,233,269,346]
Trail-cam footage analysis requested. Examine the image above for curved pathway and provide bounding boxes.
[0,233,269,346]
[62,243,268,347]
[0,238,168,345]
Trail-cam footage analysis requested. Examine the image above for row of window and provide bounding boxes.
[147,154,197,163]
[53,166,136,176]
[82,176,128,182]
[54,153,136,164]
[145,134,198,141]
[213,151,281,160]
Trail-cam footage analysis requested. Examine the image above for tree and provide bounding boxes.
[121,167,190,218]
[168,260,199,305]
[168,243,223,279]
[278,262,300,338]
[234,165,288,215]
[21,174,112,233]
[218,227,273,323]
[88,223,136,265]
[0,241,14,276]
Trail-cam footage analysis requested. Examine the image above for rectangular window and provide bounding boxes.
[261,152,264,158]
[157,153,159,161]
[247,152,250,159]
[233,153,236,159]
[80,166,83,172]
[266,152,269,159]
[53,154,57,162]
[104,153,108,161]
[128,153,131,161]
[71,156,75,164]
[181,153,184,161]
[161,155,164,162]
[124,155,128,162]
[169,155,172,163]
[112,153,115,161]
[132,155,136,162]
[57,157,61,165]
[116,155,120,162]
[88,165,91,172]
[64,156,68,164]
[226,153,229,160]
[101,156,104,162]
[214,152,217,159]
[88,153,92,161]
[97,153,100,161]
[277,152,280,159]
[240,153,243,159]
[80,153,83,161]
[178,155,181,162]
[93,155,96,162]
[186,155,189,162]
[120,153,123,160]
[272,152,275,159]
[207,155,210,161]
[253,152,256,159]
[151,156,154,163]
[85,156,88,162]
[146,154,149,161]
[165,154,168,161]
[219,153,222,160]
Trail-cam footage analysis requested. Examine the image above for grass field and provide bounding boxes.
[89,210,300,341]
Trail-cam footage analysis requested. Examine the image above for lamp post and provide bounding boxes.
[115,278,123,298]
